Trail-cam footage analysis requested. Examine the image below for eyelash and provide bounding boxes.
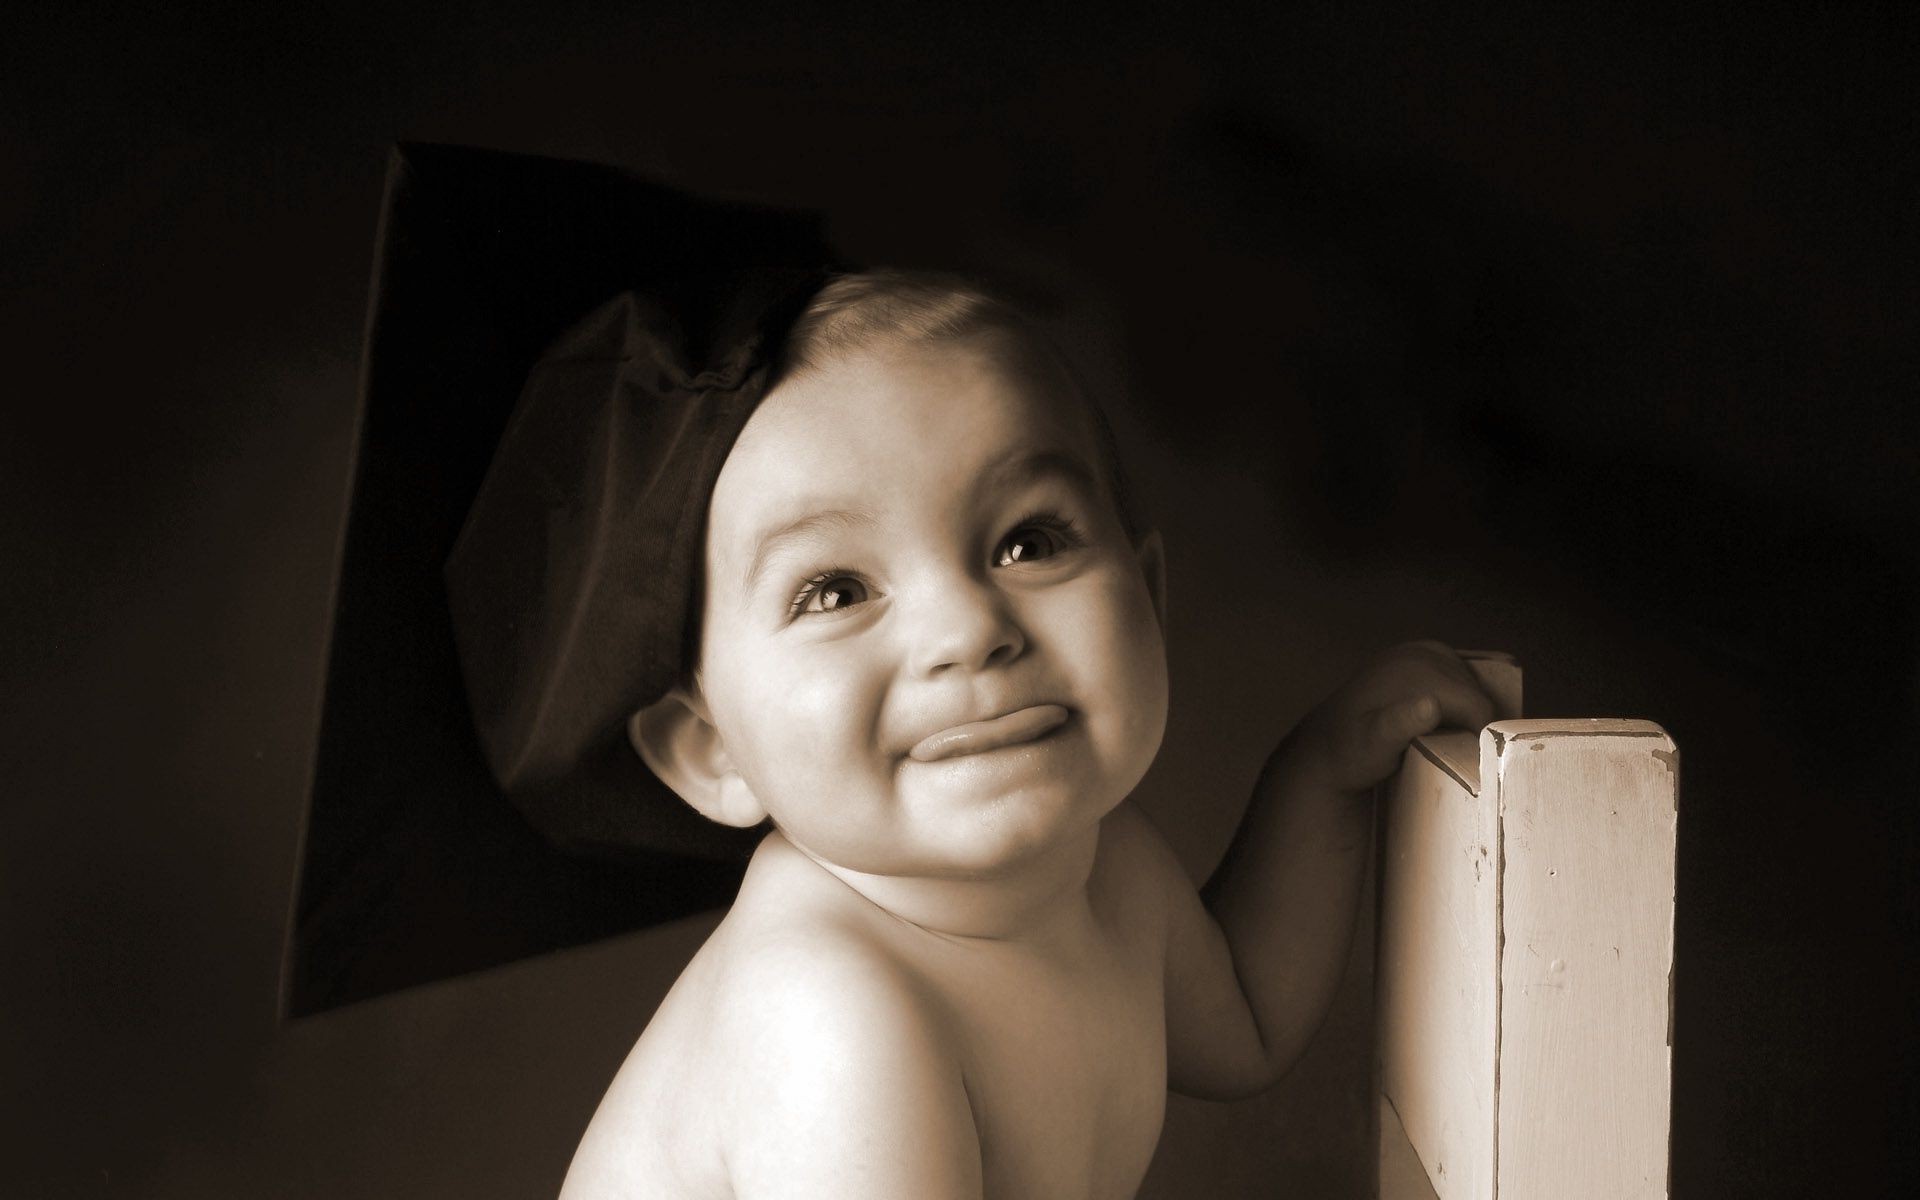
[999,509,1084,564]
[789,567,865,618]
[784,510,1087,619]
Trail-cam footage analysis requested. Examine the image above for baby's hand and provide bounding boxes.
[1291,640,1498,793]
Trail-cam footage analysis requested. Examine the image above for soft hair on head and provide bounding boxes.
[777,268,1026,377]
[776,268,1140,537]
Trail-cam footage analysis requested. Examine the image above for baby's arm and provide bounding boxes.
[1163,640,1495,1098]
[723,942,983,1198]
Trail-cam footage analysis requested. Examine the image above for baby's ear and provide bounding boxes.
[627,689,768,828]
[1135,528,1168,629]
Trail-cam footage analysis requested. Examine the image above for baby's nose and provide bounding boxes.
[908,577,1026,676]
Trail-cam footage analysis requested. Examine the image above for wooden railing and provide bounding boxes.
[1376,659,1678,1200]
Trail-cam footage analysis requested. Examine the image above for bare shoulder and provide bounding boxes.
[1089,799,1192,938]
[1097,798,1190,875]
[561,852,983,1200]
[710,891,949,1047]
[707,890,984,1198]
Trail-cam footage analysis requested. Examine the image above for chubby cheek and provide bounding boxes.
[1056,567,1169,779]
[711,640,893,829]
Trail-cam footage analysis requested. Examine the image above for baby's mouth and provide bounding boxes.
[908,704,1072,762]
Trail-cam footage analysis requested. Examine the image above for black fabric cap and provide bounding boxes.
[447,276,823,840]
[286,143,840,1015]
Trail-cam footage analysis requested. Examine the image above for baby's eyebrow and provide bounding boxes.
[742,508,877,593]
[984,448,1101,494]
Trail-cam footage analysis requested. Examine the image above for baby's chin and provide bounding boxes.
[938,798,1120,880]
[820,828,1106,885]
[806,781,1124,882]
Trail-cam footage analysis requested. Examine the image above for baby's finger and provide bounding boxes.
[1392,643,1499,730]
[1424,673,1498,732]
[1377,694,1442,744]
[1325,697,1442,788]
[1401,640,1489,693]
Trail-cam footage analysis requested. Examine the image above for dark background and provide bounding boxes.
[3,2,1913,1196]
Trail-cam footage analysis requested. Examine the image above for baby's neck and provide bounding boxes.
[778,825,1103,946]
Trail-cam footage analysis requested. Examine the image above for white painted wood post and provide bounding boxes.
[1375,664,1677,1200]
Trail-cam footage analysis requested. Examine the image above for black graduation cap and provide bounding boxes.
[285,144,840,1016]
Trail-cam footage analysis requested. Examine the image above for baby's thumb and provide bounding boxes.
[1341,696,1441,786]
[1382,695,1441,743]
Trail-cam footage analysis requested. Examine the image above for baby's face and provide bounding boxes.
[692,331,1168,879]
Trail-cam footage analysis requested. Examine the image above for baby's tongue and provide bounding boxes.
[909,705,1070,762]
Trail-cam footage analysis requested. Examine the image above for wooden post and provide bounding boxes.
[1377,713,1678,1200]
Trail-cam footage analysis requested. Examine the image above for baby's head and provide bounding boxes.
[632,271,1170,880]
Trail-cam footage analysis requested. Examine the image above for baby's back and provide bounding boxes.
[560,815,1172,1200]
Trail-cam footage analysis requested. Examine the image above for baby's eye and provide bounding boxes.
[995,513,1082,567]
[793,572,870,616]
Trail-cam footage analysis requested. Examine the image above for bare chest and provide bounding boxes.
[933,933,1168,1200]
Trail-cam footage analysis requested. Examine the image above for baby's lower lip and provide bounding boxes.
[908,704,1072,762]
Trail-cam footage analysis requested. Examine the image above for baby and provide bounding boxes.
[553,272,1494,1199]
